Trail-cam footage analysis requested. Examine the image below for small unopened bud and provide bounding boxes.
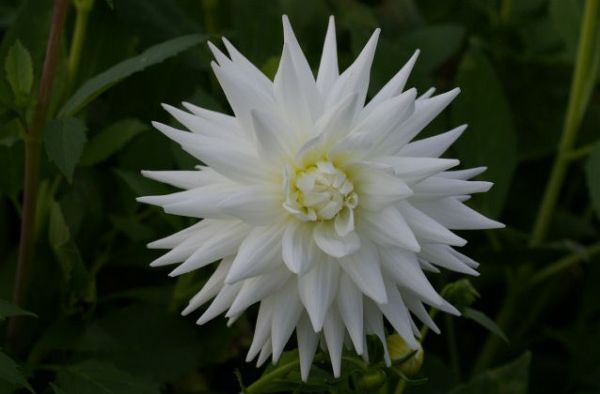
[442,279,480,308]
[356,369,386,392]
[387,334,424,377]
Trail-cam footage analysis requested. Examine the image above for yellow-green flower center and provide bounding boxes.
[284,161,358,222]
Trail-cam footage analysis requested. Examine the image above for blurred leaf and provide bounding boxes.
[50,383,67,394]
[59,34,205,117]
[450,352,531,394]
[401,24,465,74]
[0,299,36,320]
[48,200,94,308]
[43,117,88,182]
[81,118,148,166]
[586,142,600,218]
[0,141,23,197]
[109,214,153,241]
[0,0,52,104]
[114,168,171,196]
[4,40,33,100]
[55,360,160,394]
[453,46,517,217]
[78,303,231,383]
[0,349,33,392]
[549,0,583,58]
[462,307,509,344]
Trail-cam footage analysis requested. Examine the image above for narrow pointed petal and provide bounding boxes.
[398,202,467,246]
[364,299,391,365]
[246,298,274,362]
[399,124,467,158]
[226,226,284,284]
[336,273,364,354]
[271,284,303,362]
[323,308,345,378]
[420,244,480,276]
[402,291,440,334]
[361,207,421,252]
[437,166,487,180]
[298,259,340,332]
[142,168,225,190]
[339,241,388,304]
[217,186,283,225]
[182,256,233,316]
[227,269,291,317]
[282,221,319,274]
[296,314,319,382]
[378,281,418,349]
[412,197,504,230]
[196,282,243,325]
[316,16,339,95]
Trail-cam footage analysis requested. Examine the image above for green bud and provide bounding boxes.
[356,369,386,392]
[387,334,424,376]
[442,279,480,308]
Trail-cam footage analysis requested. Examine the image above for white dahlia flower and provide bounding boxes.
[138,16,503,380]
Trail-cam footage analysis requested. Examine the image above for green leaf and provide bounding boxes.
[450,352,531,394]
[0,348,33,392]
[59,34,205,117]
[452,45,518,218]
[462,307,509,344]
[81,118,148,166]
[55,360,160,394]
[48,200,94,308]
[586,142,600,218]
[43,117,87,182]
[4,40,33,99]
[0,299,36,321]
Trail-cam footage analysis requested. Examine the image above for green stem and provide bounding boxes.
[566,144,595,161]
[394,379,407,394]
[472,270,523,375]
[529,242,600,286]
[6,0,69,354]
[446,315,461,381]
[246,360,299,394]
[530,0,599,247]
[65,0,94,96]
[499,0,512,23]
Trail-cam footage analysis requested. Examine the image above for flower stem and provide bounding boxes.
[65,0,94,96]
[245,360,299,394]
[530,0,599,247]
[6,0,69,353]
[445,315,461,381]
[529,242,600,287]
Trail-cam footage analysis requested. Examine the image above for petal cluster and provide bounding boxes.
[139,16,503,380]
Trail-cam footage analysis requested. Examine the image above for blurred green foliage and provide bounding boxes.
[0,0,599,393]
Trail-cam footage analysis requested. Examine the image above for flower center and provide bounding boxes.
[284,161,358,222]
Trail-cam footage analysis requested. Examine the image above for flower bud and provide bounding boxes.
[387,334,424,377]
[442,279,480,308]
[356,369,386,392]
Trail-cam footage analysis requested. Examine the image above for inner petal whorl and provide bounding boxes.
[284,161,358,222]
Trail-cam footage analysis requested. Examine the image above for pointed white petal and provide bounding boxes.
[313,221,360,258]
[412,197,504,230]
[351,166,412,210]
[334,207,354,237]
[271,283,303,362]
[336,273,364,354]
[378,281,418,349]
[169,221,250,276]
[257,338,272,367]
[361,207,421,252]
[297,314,319,382]
[374,157,459,183]
[298,259,340,331]
[339,241,388,304]
[217,186,283,225]
[226,225,284,284]
[397,202,466,246]
[316,16,339,95]
[282,221,319,274]
[147,220,207,250]
[364,299,391,366]
[419,244,479,275]
[399,124,466,158]
[227,268,291,317]
[246,298,274,362]
[196,281,243,325]
[182,256,233,316]
[402,291,440,334]
[412,177,493,198]
[437,166,487,180]
[142,167,226,190]
[363,50,419,114]
[251,109,289,161]
[323,308,345,378]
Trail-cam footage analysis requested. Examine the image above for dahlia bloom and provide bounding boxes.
[138,16,503,380]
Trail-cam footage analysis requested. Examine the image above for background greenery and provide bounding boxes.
[0,0,599,393]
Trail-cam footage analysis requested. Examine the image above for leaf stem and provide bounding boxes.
[529,242,600,286]
[6,0,69,354]
[245,360,300,394]
[529,0,599,247]
[65,0,94,96]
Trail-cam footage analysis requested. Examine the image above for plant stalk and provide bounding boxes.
[65,0,94,96]
[6,0,69,353]
[246,360,299,394]
[530,0,599,247]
